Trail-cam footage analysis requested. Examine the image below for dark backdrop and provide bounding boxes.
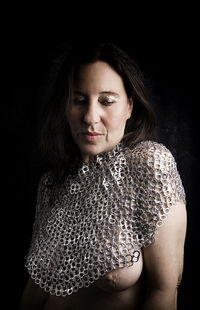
[4,4,199,309]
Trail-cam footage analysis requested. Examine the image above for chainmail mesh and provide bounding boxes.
[25,140,186,296]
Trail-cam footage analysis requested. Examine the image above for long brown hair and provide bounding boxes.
[38,42,156,183]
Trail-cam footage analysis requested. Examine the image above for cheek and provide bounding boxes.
[105,109,129,131]
[67,107,81,127]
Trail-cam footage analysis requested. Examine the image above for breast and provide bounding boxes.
[94,249,143,292]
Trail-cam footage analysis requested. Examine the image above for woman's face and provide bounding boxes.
[67,61,133,162]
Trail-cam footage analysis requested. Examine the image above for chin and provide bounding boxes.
[80,143,107,157]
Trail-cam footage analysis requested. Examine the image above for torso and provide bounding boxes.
[21,250,145,310]
[21,141,186,309]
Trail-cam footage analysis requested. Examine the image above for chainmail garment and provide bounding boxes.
[25,140,186,296]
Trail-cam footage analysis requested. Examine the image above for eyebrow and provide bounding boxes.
[73,90,120,97]
[99,91,120,97]
[73,90,86,96]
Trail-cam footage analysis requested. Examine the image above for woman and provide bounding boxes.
[20,43,187,310]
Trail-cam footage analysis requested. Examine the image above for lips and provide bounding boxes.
[83,132,102,136]
[81,131,103,142]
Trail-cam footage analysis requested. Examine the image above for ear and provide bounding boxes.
[127,97,133,119]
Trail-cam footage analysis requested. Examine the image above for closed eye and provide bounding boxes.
[99,95,118,106]
[99,99,115,106]
[73,97,87,105]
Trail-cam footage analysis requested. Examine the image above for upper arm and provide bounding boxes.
[143,199,187,291]
[20,277,48,310]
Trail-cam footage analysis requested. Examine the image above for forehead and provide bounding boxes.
[73,61,126,94]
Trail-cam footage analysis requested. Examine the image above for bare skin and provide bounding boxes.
[20,254,144,310]
[20,62,187,309]
[20,200,186,310]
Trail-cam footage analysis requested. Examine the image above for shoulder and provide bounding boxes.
[130,140,173,160]
[123,141,186,246]
[124,140,176,169]
[36,171,54,198]
[35,171,54,207]
[39,171,54,186]
[124,140,186,203]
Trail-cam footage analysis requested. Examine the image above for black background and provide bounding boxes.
[4,3,199,309]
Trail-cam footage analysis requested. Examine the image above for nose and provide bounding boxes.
[83,101,101,125]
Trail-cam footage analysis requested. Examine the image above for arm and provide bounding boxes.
[20,277,48,310]
[142,200,187,310]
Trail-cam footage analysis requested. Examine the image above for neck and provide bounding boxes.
[81,142,123,165]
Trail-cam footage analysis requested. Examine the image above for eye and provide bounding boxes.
[101,100,114,106]
[73,97,87,105]
[99,97,116,106]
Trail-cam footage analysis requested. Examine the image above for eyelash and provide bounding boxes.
[100,100,115,106]
[73,98,115,106]
[73,98,86,105]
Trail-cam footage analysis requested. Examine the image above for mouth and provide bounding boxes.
[81,132,103,142]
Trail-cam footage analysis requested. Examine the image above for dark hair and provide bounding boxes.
[39,42,156,181]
